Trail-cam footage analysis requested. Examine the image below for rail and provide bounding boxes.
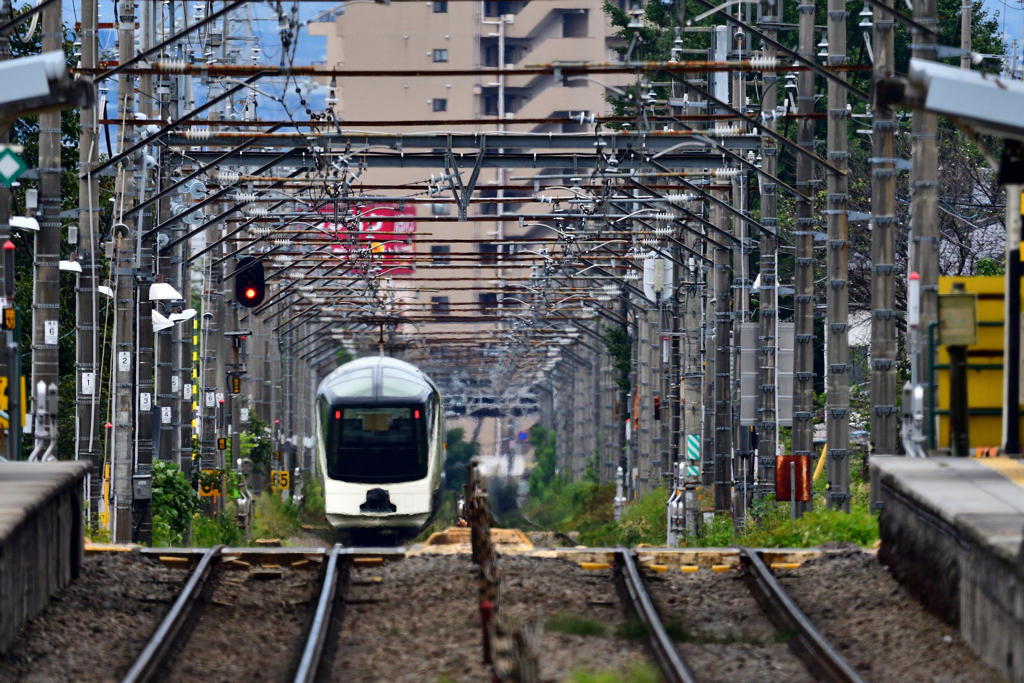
[121,545,226,683]
[293,544,346,683]
[616,548,697,683]
[739,547,868,683]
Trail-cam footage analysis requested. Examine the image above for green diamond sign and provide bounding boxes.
[0,148,26,187]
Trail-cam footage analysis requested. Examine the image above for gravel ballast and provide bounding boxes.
[163,564,321,683]
[642,566,816,683]
[0,552,185,683]
[775,547,1005,683]
[328,554,653,683]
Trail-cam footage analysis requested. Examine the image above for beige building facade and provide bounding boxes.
[309,0,626,463]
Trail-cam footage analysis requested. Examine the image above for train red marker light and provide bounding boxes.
[335,410,341,419]
[414,409,420,419]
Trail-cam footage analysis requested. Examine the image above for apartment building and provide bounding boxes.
[308,1,626,465]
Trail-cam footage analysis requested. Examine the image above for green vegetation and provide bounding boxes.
[443,427,481,495]
[544,612,608,637]
[517,425,878,548]
[602,325,632,395]
[190,503,246,547]
[566,662,662,683]
[152,461,199,547]
[252,491,304,541]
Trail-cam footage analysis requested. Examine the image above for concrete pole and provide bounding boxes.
[76,0,101,514]
[111,5,138,543]
[702,256,715,489]
[960,0,971,70]
[826,0,851,512]
[870,0,898,474]
[713,195,732,514]
[911,0,940,454]
[0,0,13,464]
[791,0,816,517]
[756,21,779,500]
[33,0,62,427]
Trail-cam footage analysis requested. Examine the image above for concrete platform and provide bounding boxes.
[0,461,89,653]
[873,456,1024,683]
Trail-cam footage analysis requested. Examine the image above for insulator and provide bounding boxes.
[641,238,659,246]
[160,60,188,72]
[714,168,741,179]
[653,212,674,222]
[217,170,240,185]
[664,193,696,205]
[272,238,293,247]
[654,226,673,236]
[184,128,212,140]
[247,207,268,217]
[711,125,740,137]
[234,192,257,202]
[249,226,271,237]
[624,271,639,281]
[748,56,779,70]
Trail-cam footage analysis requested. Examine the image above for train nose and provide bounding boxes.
[359,487,397,513]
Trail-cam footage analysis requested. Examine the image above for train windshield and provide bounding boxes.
[324,404,429,483]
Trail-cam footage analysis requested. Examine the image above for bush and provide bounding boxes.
[152,461,198,547]
[191,502,245,547]
[252,491,303,541]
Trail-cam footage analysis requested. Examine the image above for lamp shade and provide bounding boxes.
[169,308,197,323]
[151,309,174,332]
[97,285,114,298]
[58,260,82,273]
[148,282,183,301]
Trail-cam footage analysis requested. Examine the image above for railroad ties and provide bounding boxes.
[618,547,867,683]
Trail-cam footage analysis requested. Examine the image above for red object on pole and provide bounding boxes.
[480,600,493,665]
[775,455,812,502]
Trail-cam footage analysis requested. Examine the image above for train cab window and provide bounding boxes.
[331,369,373,397]
[325,406,428,483]
[382,368,424,397]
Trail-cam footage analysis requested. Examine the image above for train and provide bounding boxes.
[315,356,446,541]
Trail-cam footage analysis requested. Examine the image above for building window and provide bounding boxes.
[562,10,588,37]
[430,245,451,264]
[479,293,499,311]
[433,49,448,62]
[433,98,447,112]
[430,296,450,312]
[431,203,451,216]
[479,243,500,263]
[433,0,448,11]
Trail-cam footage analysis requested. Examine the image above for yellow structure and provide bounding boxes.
[934,276,1013,449]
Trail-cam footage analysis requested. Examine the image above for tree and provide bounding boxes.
[443,427,480,494]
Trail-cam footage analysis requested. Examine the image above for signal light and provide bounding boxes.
[234,256,265,308]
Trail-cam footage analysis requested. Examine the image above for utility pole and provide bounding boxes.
[826,0,851,512]
[756,16,778,501]
[870,0,898,476]
[792,0,816,517]
[33,0,62,436]
[960,0,971,70]
[133,5,156,544]
[713,195,731,514]
[0,0,12,464]
[112,3,138,543]
[77,0,101,519]
[911,0,939,454]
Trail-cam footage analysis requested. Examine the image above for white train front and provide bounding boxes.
[315,356,445,538]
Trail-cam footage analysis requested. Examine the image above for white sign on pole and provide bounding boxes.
[139,393,151,412]
[171,376,180,393]
[216,392,224,404]
[184,384,192,400]
[161,406,172,424]
[118,352,131,372]
[82,371,95,395]
[205,391,215,407]
[240,407,249,422]
[44,319,58,345]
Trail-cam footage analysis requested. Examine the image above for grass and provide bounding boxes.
[511,451,879,550]
[544,612,608,637]
[566,661,663,683]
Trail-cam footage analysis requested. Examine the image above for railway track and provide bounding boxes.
[121,544,350,683]
[618,547,868,683]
